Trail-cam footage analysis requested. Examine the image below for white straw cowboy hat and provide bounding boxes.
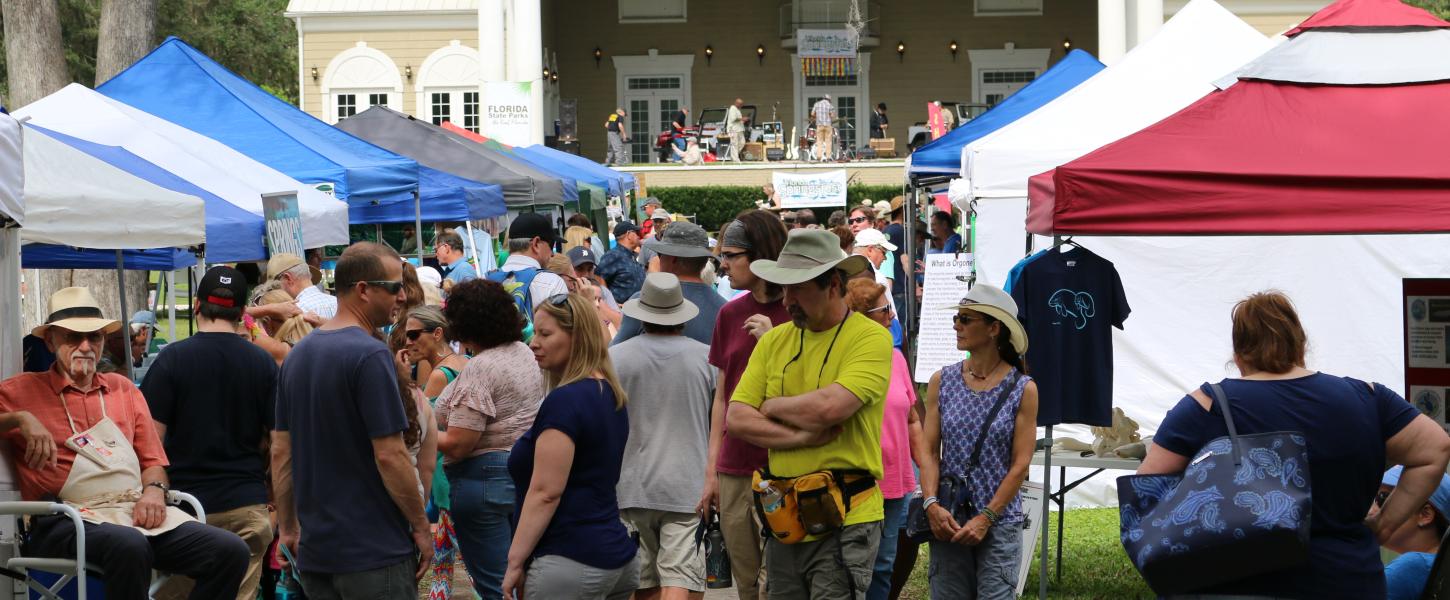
[750,229,870,285]
[939,284,1029,354]
[31,287,122,338]
[622,272,699,326]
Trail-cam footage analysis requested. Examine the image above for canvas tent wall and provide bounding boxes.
[336,107,567,209]
[906,50,1105,176]
[1,111,24,379]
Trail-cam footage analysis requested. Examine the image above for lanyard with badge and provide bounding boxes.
[61,390,121,467]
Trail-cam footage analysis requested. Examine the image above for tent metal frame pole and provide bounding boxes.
[116,250,132,380]
[413,188,424,265]
[166,270,177,344]
[903,186,920,367]
[465,221,481,271]
[1038,231,1065,600]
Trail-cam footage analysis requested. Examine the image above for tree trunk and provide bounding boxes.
[1,0,70,108]
[94,0,157,84]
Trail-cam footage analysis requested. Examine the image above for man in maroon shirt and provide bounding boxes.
[697,210,791,599]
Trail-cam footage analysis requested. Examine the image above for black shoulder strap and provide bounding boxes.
[1207,383,1243,467]
[967,372,1021,469]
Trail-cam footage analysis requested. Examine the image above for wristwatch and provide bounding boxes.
[145,481,169,494]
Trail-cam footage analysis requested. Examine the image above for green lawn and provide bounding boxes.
[901,508,1153,599]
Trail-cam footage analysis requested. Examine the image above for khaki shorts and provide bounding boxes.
[621,507,706,591]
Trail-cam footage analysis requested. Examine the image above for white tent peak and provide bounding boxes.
[1224,28,1450,87]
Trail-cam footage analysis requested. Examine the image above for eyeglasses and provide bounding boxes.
[848,216,869,225]
[405,329,426,341]
[953,314,987,326]
[364,280,405,294]
[720,250,749,261]
[58,330,105,346]
[866,304,892,314]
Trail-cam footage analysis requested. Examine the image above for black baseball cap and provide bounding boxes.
[567,246,597,267]
[509,213,566,245]
[198,266,249,309]
[613,220,641,238]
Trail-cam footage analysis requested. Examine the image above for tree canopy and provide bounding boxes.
[1,0,296,107]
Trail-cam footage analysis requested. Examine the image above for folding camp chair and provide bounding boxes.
[0,491,206,600]
[1420,528,1450,600]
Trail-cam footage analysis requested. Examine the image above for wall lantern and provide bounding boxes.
[1063,37,1073,51]
[594,47,603,68]
[705,45,714,66]
[310,66,318,82]
[543,67,551,79]
[756,44,766,65]
[896,41,906,62]
[404,64,413,81]
[949,40,958,61]
[551,71,559,82]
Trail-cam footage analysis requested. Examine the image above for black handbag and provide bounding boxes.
[1116,383,1312,596]
[906,372,1020,544]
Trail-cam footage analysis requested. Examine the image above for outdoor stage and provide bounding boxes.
[617,159,907,189]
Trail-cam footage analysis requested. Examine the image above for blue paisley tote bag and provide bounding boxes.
[1116,383,1312,596]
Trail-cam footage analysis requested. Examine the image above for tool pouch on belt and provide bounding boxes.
[753,469,875,544]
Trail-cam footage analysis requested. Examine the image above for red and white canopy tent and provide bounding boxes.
[1029,0,1450,235]
[1010,0,1450,510]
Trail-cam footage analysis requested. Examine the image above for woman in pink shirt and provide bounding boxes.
[847,277,925,600]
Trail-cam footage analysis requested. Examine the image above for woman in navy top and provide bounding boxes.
[1141,291,1450,599]
[504,293,638,600]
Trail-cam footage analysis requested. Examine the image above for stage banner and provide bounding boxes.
[772,169,848,208]
[482,81,533,146]
[262,191,304,257]
[796,29,858,58]
[915,253,975,382]
[1404,279,1450,433]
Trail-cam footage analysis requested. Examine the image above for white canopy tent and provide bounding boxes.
[1,112,24,380]
[15,84,349,249]
[949,0,1274,507]
[950,0,1450,509]
[3,125,206,380]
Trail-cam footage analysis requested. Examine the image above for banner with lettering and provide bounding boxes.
[482,81,533,146]
[772,169,848,208]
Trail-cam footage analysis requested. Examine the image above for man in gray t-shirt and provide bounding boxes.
[611,273,717,597]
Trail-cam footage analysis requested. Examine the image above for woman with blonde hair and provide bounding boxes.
[564,225,594,252]
[503,293,638,599]
[251,283,314,346]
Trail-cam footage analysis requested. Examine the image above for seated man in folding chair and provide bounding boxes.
[0,286,249,600]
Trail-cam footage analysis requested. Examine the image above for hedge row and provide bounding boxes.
[646,185,904,232]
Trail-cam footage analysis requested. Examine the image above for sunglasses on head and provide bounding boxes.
[546,293,575,317]
[848,216,869,224]
[365,280,405,294]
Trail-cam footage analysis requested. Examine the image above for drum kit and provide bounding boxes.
[797,117,855,162]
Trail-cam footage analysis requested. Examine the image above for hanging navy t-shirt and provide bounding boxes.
[1010,246,1129,426]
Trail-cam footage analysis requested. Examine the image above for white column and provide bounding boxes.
[479,0,506,82]
[508,0,545,145]
[1132,0,1164,49]
[1097,0,1128,65]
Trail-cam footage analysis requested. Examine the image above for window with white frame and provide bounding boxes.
[321,42,403,124]
[417,42,482,129]
[619,0,686,23]
[463,92,480,132]
[975,0,1043,16]
[336,94,357,121]
[430,92,453,126]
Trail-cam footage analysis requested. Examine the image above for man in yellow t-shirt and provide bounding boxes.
[727,228,893,599]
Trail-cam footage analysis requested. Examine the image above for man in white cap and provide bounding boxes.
[266,252,336,320]
[611,272,717,600]
[852,228,898,290]
[0,287,249,600]
[727,229,893,599]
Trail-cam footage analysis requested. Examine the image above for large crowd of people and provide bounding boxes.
[1,196,1448,600]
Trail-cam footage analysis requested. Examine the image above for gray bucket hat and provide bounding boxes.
[622,272,699,326]
[652,222,713,258]
[749,229,870,285]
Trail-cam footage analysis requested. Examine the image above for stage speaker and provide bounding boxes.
[766,148,785,161]
[559,99,578,141]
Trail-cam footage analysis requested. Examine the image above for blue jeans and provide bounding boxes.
[927,522,1024,600]
[447,451,516,600]
[672,137,687,161]
[867,497,909,600]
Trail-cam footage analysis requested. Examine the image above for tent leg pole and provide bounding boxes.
[166,270,177,344]
[1040,424,1053,599]
[187,266,195,337]
[414,189,424,265]
[465,221,481,271]
[903,185,919,367]
[116,251,132,380]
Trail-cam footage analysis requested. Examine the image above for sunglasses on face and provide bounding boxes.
[365,280,405,294]
[848,216,869,224]
[953,314,988,326]
[59,330,105,346]
[405,328,428,341]
[866,303,891,314]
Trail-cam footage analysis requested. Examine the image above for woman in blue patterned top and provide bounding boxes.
[920,284,1039,599]
[1141,291,1450,598]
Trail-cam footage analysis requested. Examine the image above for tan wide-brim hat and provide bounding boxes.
[31,287,122,339]
[750,229,871,285]
[939,283,1029,354]
[622,272,699,326]
[266,252,322,285]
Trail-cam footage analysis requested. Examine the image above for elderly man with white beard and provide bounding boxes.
[0,287,249,600]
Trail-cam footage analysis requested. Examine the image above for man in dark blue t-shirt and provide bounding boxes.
[274,242,431,597]
[143,265,277,600]
[1010,245,1129,426]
